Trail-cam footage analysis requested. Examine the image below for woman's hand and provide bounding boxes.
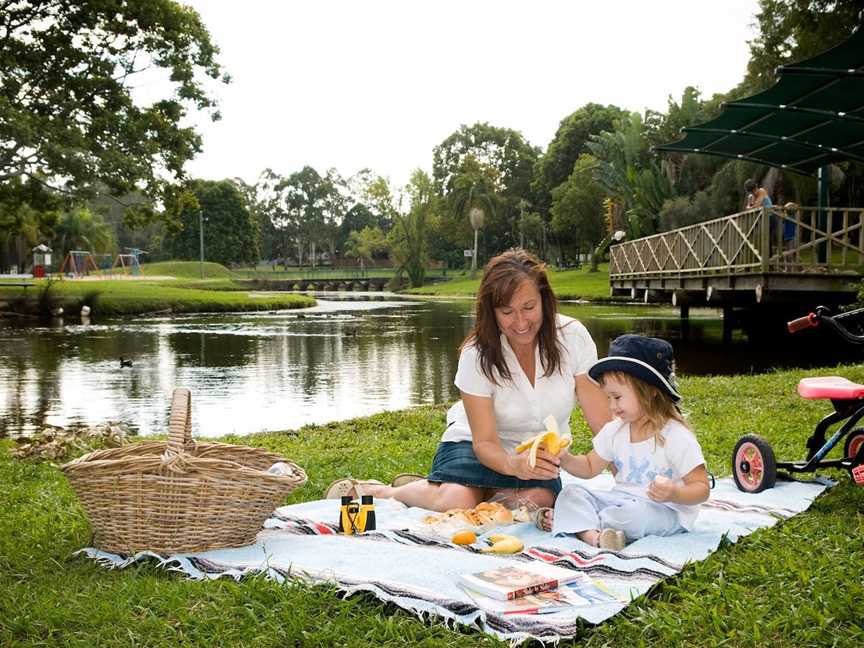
[507,448,560,481]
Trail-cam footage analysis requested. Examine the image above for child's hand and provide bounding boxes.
[647,475,678,502]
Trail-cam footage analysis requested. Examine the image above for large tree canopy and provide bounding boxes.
[532,103,625,209]
[0,0,226,219]
[432,122,539,257]
[163,179,258,266]
[738,0,861,96]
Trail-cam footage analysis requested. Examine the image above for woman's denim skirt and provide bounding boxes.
[427,440,562,495]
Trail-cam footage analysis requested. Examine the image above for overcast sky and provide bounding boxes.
[181,1,760,188]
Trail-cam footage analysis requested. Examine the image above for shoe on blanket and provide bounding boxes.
[598,528,626,550]
[324,478,384,499]
[390,473,425,487]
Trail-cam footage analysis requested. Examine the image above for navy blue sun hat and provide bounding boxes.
[588,334,681,402]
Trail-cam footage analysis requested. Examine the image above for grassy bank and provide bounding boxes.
[2,364,863,646]
[405,265,613,300]
[0,261,315,316]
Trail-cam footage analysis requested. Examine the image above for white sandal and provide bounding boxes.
[390,473,425,487]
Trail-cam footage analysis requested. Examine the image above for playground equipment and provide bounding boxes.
[58,250,98,277]
[112,247,146,276]
[732,306,864,492]
[31,244,52,278]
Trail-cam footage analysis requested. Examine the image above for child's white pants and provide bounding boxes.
[552,484,684,541]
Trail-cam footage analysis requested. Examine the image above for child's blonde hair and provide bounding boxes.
[600,370,688,445]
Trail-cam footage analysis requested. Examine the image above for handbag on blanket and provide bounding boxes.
[61,387,307,555]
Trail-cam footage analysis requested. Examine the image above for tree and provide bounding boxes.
[0,1,227,221]
[433,122,539,255]
[0,176,61,272]
[587,113,675,237]
[388,170,437,287]
[53,207,115,258]
[444,156,500,271]
[163,180,259,266]
[737,0,861,96]
[344,226,387,274]
[549,155,606,260]
[268,166,346,267]
[532,103,625,210]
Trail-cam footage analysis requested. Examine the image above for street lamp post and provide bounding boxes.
[199,210,205,279]
[469,206,484,274]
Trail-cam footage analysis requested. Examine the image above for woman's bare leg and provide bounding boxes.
[354,480,486,512]
[489,486,555,510]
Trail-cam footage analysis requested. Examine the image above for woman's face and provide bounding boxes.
[494,278,543,350]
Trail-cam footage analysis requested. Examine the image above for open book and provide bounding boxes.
[463,571,621,615]
[458,563,581,601]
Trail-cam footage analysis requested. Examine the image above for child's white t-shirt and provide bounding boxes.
[592,418,706,530]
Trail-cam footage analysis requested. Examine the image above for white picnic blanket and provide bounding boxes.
[80,473,831,644]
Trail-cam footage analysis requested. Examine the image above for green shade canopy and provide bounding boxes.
[654,24,864,175]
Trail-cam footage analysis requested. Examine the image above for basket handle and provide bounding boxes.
[165,388,193,458]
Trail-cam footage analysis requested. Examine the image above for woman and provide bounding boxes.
[326,249,611,511]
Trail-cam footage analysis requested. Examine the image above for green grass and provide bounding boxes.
[405,265,613,301]
[2,364,863,646]
[0,278,314,317]
[141,260,233,279]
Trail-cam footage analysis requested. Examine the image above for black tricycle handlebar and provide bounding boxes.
[787,305,864,346]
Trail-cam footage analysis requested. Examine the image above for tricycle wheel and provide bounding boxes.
[732,434,777,493]
[844,428,864,463]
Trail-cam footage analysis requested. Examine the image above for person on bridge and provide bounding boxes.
[325,248,611,511]
[745,179,795,252]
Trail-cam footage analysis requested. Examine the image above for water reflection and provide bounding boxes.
[0,296,856,438]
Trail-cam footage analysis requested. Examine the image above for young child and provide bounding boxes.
[537,334,710,550]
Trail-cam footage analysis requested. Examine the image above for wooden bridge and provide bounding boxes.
[609,205,863,338]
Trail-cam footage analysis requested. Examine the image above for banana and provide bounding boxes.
[480,534,524,554]
[515,415,571,468]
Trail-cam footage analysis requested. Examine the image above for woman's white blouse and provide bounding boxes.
[442,314,598,452]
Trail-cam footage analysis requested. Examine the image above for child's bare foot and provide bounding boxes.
[577,529,601,546]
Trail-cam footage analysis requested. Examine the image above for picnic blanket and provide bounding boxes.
[80,473,831,644]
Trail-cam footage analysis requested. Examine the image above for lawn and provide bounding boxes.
[0,261,315,317]
[1,363,862,646]
[406,265,613,301]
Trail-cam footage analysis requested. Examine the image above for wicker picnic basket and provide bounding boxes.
[61,388,307,555]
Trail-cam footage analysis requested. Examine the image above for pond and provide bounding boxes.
[0,294,852,438]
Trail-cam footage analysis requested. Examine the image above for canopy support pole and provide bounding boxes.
[817,164,830,263]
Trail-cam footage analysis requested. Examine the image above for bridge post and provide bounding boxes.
[760,206,770,273]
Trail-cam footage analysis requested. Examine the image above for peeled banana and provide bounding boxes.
[515,414,571,468]
[480,533,524,554]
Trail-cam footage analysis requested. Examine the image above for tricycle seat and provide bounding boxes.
[797,376,864,400]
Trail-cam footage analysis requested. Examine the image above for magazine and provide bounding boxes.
[457,563,582,600]
[462,586,575,615]
[463,572,622,615]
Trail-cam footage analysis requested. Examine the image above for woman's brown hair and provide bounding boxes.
[461,248,563,384]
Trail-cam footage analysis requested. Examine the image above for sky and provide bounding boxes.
[181,0,761,188]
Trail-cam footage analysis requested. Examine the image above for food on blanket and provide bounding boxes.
[515,415,571,468]
[422,501,514,528]
[451,530,477,545]
[480,534,524,554]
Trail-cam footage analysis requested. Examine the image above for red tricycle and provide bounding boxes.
[732,305,864,492]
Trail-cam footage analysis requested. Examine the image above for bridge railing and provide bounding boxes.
[610,206,864,278]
